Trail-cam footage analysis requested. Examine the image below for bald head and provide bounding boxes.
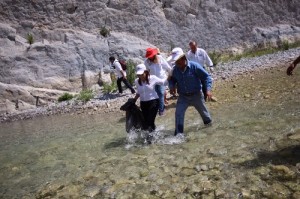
[189,41,197,53]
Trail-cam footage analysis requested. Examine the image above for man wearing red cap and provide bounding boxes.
[144,48,172,116]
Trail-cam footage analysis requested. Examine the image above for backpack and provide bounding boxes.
[119,59,127,71]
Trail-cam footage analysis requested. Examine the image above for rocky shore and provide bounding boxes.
[0,47,299,123]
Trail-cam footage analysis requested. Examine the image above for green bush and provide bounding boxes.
[58,92,74,102]
[126,59,136,85]
[102,81,117,94]
[208,51,222,66]
[100,27,110,37]
[27,33,34,45]
[77,89,94,103]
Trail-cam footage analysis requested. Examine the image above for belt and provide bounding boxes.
[182,92,198,96]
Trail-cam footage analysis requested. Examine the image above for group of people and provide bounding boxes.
[110,41,215,137]
[110,40,299,138]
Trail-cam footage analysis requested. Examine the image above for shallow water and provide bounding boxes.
[0,66,299,198]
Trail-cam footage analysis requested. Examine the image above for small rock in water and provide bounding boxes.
[82,186,100,197]
[288,130,300,140]
[244,94,251,98]
[200,164,209,171]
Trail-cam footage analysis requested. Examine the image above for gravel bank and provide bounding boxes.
[0,48,299,123]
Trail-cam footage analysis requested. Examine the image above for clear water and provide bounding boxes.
[0,67,299,198]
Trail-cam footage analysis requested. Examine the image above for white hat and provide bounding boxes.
[167,47,185,62]
[136,64,146,75]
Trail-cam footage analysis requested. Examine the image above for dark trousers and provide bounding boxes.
[117,77,135,94]
[140,99,159,132]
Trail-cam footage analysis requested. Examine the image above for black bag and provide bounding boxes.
[120,99,145,133]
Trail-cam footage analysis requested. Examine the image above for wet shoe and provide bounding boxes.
[204,121,212,127]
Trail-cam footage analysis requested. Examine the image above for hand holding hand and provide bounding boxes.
[170,88,176,95]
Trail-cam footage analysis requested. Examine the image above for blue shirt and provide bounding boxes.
[169,60,212,94]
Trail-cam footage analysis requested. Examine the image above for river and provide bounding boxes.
[0,66,299,198]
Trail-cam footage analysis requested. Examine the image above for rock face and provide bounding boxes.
[0,0,300,112]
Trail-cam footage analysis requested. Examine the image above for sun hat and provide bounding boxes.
[167,47,185,62]
[136,64,147,75]
[145,47,158,58]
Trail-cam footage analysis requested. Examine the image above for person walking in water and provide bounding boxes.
[109,56,135,95]
[287,55,300,76]
[144,48,172,116]
[132,64,168,133]
[168,48,213,136]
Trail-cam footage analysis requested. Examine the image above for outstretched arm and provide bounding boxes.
[287,55,300,76]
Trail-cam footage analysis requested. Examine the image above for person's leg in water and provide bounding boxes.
[192,92,212,125]
[140,99,159,143]
[174,95,189,136]
[155,85,165,115]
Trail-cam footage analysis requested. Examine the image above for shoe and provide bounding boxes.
[204,121,212,127]
[176,133,185,139]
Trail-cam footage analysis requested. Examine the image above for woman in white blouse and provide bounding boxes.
[133,64,167,132]
[144,48,172,116]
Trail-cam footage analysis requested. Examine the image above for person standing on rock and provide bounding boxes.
[109,56,135,95]
[186,41,214,101]
[132,64,168,136]
[168,48,213,136]
[287,55,300,76]
[144,48,172,116]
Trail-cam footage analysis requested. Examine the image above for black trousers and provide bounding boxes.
[140,99,159,132]
[117,77,135,94]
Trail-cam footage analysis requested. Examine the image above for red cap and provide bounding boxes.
[145,48,158,58]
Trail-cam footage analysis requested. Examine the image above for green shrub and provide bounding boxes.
[208,51,222,66]
[58,92,74,102]
[77,89,94,103]
[27,33,34,45]
[126,59,136,85]
[102,81,117,94]
[100,27,110,37]
[279,40,290,51]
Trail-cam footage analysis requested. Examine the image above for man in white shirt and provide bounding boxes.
[186,41,214,101]
[186,41,214,73]
[109,56,135,95]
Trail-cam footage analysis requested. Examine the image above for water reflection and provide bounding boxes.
[0,67,299,198]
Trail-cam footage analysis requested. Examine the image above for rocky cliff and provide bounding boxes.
[0,0,300,113]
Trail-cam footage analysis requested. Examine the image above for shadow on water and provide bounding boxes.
[238,145,300,168]
[103,137,127,149]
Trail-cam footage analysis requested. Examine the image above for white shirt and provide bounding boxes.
[144,55,172,79]
[112,60,126,78]
[135,75,167,102]
[186,48,213,68]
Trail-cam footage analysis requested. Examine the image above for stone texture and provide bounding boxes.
[0,0,299,109]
